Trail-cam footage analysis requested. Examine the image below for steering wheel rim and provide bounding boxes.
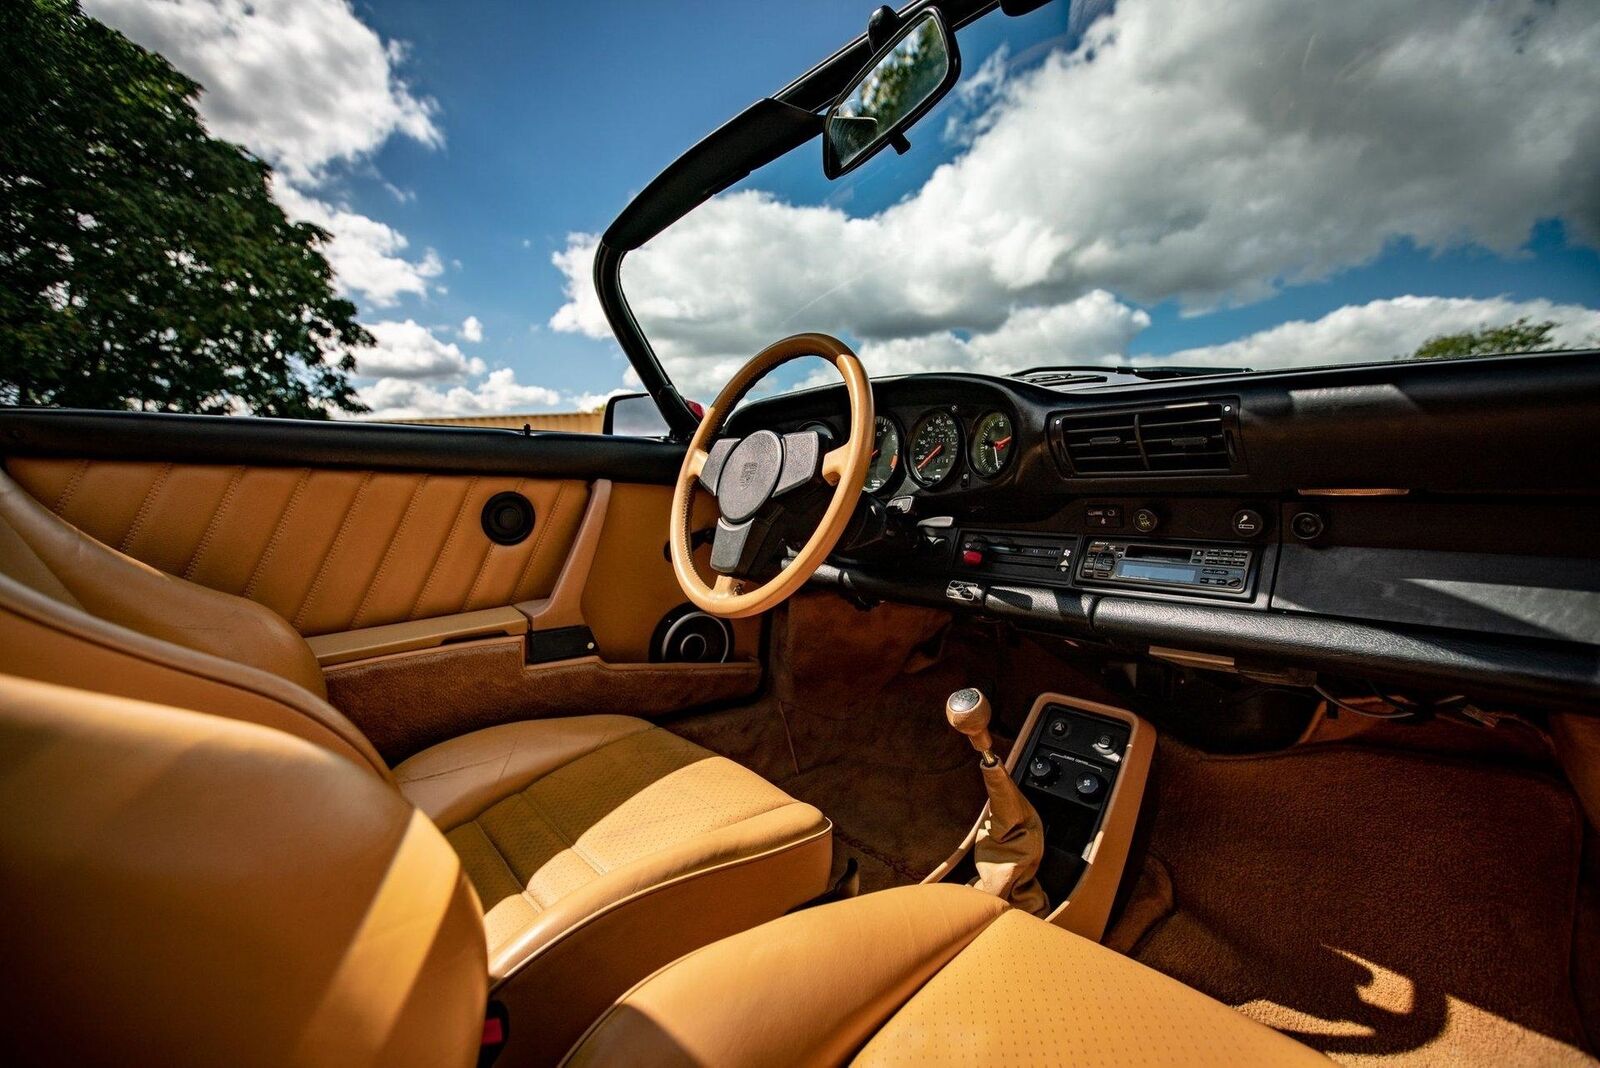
[669,332,874,619]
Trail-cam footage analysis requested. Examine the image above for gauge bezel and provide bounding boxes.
[907,408,964,489]
[863,413,905,495]
[968,409,1017,480]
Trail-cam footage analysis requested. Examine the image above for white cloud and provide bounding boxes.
[84,0,440,185]
[552,0,1600,391]
[271,182,442,307]
[1159,297,1600,369]
[358,369,565,421]
[459,315,484,343]
[358,319,485,380]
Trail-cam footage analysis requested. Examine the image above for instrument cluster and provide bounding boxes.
[797,405,1018,496]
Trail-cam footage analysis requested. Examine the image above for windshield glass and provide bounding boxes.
[563,0,1599,399]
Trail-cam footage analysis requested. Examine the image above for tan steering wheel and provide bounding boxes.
[670,333,874,618]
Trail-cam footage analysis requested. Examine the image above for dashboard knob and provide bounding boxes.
[1074,773,1105,801]
[1028,756,1058,784]
[1291,511,1326,541]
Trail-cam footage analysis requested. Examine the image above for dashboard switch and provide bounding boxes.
[961,548,984,567]
[1133,508,1160,533]
[1231,508,1265,538]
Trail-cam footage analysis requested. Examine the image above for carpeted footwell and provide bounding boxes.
[1107,741,1594,1066]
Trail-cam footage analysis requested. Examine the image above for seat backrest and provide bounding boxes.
[0,672,487,1067]
[0,465,390,777]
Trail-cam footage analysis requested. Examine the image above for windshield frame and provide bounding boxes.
[595,0,1004,441]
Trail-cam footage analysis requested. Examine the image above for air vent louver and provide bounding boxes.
[1050,401,1242,476]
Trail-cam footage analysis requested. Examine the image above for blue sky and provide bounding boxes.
[85,0,1600,415]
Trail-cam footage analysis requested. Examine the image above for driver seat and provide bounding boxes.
[0,467,833,1063]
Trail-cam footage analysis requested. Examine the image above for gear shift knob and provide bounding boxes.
[946,687,995,759]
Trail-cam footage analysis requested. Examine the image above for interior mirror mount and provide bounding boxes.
[823,7,960,179]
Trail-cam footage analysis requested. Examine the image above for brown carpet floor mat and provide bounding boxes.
[1108,741,1593,1066]
[672,593,1135,893]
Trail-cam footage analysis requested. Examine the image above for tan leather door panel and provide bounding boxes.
[5,458,587,636]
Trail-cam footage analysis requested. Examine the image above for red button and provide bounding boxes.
[961,549,984,566]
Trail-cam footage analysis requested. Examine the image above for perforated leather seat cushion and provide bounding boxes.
[566,883,1328,1066]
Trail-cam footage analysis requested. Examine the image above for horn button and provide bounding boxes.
[714,431,784,522]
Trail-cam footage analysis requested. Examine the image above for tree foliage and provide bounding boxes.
[0,0,369,416]
[1410,318,1558,361]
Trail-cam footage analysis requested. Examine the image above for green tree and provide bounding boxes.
[0,0,370,416]
[1410,318,1559,361]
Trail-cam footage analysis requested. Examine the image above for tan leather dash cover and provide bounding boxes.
[0,674,487,1068]
[5,458,587,636]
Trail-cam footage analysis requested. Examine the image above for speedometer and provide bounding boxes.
[908,410,961,487]
[864,415,901,493]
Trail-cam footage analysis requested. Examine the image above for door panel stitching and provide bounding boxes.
[293,471,375,631]
[511,480,569,602]
[409,476,479,621]
[117,463,174,553]
[182,466,244,580]
[350,474,429,630]
[462,478,527,612]
[50,459,91,515]
[244,468,311,600]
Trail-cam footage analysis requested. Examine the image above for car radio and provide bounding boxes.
[1077,539,1254,598]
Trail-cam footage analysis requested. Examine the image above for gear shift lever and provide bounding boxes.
[946,688,1050,916]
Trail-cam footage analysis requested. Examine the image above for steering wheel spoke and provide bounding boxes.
[821,444,851,485]
[708,515,766,575]
[696,436,740,493]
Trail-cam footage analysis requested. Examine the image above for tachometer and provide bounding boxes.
[969,411,1015,478]
[908,410,961,487]
[864,415,901,493]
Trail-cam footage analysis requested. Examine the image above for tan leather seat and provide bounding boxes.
[1,674,1322,1067]
[566,883,1331,1066]
[0,467,831,1065]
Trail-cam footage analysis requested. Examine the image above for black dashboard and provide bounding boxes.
[726,350,1600,711]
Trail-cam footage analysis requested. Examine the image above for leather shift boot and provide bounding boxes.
[974,762,1050,916]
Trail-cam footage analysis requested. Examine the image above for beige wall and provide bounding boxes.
[383,411,604,434]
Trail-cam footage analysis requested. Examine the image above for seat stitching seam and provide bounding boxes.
[409,476,477,620]
[475,805,548,889]
[117,462,173,553]
[244,468,311,600]
[510,479,565,601]
[517,787,609,877]
[461,820,525,897]
[182,465,244,580]
[350,474,428,629]
[293,471,374,631]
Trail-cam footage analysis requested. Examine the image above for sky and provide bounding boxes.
[82,0,1600,417]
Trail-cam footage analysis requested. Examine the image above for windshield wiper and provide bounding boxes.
[1012,364,1252,382]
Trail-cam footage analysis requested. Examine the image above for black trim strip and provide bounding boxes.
[0,408,686,484]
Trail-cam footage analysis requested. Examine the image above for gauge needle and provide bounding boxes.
[916,444,943,470]
[991,436,1012,450]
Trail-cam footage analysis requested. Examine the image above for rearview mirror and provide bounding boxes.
[823,9,960,179]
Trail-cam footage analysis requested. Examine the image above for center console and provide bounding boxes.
[998,693,1154,941]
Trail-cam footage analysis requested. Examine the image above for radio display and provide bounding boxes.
[1117,561,1197,584]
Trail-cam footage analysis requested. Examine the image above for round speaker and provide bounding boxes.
[651,604,733,664]
[481,491,536,545]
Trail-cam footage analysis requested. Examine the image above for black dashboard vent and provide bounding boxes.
[1050,400,1243,476]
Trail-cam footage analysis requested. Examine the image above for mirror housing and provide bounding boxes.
[823,8,960,179]
[602,392,671,437]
